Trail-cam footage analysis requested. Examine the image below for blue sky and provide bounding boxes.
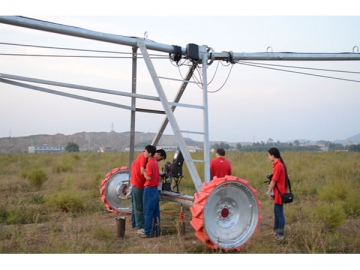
[1,3,360,143]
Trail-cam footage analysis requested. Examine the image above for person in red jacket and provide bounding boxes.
[210,148,232,180]
[130,146,166,233]
[140,145,161,238]
[130,146,149,232]
[266,147,288,242]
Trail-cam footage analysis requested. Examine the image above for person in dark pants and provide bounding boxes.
[139,145,161,238]
[130,147,166,232]
[130,146,149,233]
[266,147,288,242]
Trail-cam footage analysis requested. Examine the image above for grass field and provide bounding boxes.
[1,151,360,254]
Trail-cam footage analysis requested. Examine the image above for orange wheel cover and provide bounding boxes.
[190,175,262,251]
[99,166,131,213]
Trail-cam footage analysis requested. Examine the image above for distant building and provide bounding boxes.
[99,147,116,153]
[28,144,65,153]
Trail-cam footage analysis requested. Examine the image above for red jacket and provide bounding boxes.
[210,157,232,179]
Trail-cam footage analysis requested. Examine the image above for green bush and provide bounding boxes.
[45,189,85,213]
[317,178,360,217]
[54,163,73,173]
[0,205,48,225]
[52,154,77,173]
[0,206,9,223]
[314,200,346,229]
[343,188,360,217]
[317,179,348,201]
[26,168,48,189]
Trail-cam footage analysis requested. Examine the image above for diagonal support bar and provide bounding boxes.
[151,62,198,146]
[137,40,203,192]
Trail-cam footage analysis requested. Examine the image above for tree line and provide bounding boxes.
[64,140,360,153]
[211,140,360,152]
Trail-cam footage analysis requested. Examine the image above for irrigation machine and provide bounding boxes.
[1,16,359,251]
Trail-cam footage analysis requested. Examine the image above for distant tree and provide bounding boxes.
[65,142,79,152]
[348,144,360,152]
[293,140,300,147]
[236,143,242,151]
[212,142,231,150]
[219,142,231,150]
[212,143,220,150]
[328,142,345,151]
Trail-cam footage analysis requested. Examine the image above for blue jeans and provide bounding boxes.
[274,203,285,237]
[143,187,160,237]
[133,186,144,229]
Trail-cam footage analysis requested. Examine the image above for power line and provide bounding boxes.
[0,53,168,59]
[239,60,360,75]
[0,41,166,56]
[0,41,130,54]
[237,61,360,84]
[0,41,169,58]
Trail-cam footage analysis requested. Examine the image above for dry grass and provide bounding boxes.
[1,151,360,254]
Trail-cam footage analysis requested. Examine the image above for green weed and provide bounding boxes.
[26,168,48,189]
[44,189,86,214]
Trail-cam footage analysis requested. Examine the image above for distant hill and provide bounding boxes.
[1,131,359,153]
[334,133,360,145]
[0,131,204,153]
[346,133,360,143]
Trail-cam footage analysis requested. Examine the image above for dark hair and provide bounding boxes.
[216,148,225,156]
[145,145,156,156]
[156,148,167,160]
[268,147,289,186]
[268,147,281,159]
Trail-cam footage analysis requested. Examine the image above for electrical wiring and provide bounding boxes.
[207,61,221,85]
[207,64,234,93]
[193,59,235,93]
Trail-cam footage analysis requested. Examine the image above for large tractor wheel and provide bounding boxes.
[190,175,262,251]
[99,166,132,214]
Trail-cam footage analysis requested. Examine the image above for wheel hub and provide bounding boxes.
[190,176,262,251]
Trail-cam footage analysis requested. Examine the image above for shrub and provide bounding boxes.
[0,206,9,223]
[26,168,48,189]
[314,200,346,229]
[343,188,360,217]
[0,205,47,224]
[317,179,348,202]
[44,190,85,213]
[53,156,73,173]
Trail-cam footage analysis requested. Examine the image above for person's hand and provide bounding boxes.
[125,186,132,199]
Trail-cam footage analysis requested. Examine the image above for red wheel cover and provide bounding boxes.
[99,166,132,213]
[190,175,262,251]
